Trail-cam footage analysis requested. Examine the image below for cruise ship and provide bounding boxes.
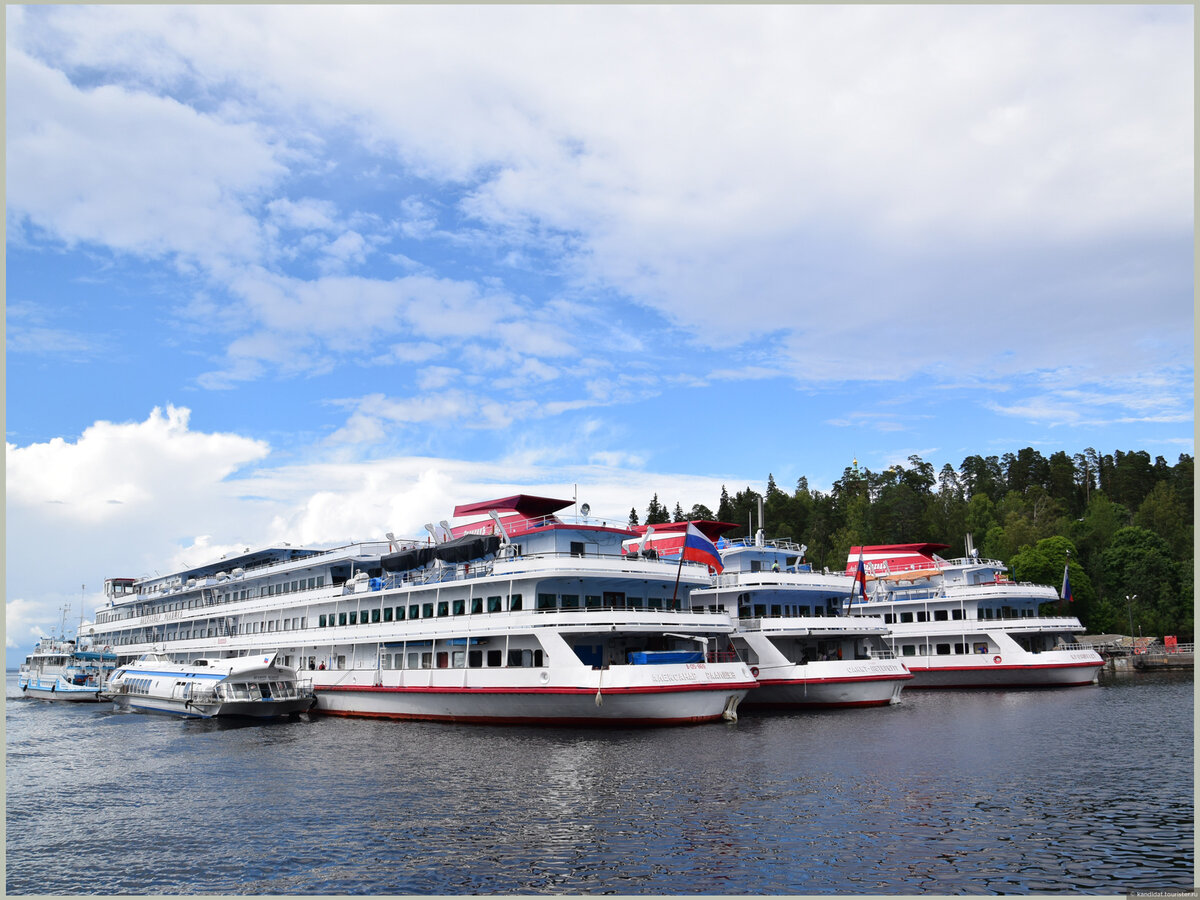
[844,542,1103,687]
[632,522,911,707]
[82,495,756,725]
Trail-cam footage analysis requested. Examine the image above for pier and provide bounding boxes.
[1078,635,1194,673]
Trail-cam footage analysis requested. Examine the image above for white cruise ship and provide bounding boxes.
[83,495,756,725]
[844,542,1103,688]
[624,522,911,708]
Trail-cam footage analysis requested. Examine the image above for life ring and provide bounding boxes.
[750,666,760,678]
[993,655,1002,664]
[540,670,549,684]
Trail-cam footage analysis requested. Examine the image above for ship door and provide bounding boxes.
[260,681,273,699]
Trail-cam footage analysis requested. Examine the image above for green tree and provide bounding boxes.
[627,507,640,528]
[645,494,671,525]
[1134,481,1191,559]
[1099,527,1187,640]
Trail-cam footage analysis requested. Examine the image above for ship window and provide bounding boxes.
[561,594,580,609]
[753,605,767,617]
[308,578,316,589]
[437,601,448,617]
[487,596,502,613]
[509,594,523,611]
[452,651,466,668]
[349,612,358,625]
[627,597,642,610]
[371,609,381,623]
[470,597,482,614]
[487,650,502,667]
[395,607,405,621]
[917,612,928,623]
[291,581,299,592]
[409,605,419,620]
[468,650,483,668]
[421,653,432,669]
[902,645,917,657]
[771,605,782,617]
[436,652,448,668]
[899,612,914,623]
[936,643,951,655]
[422,603,434,618]
[407,653,419,669]
[884,613,894,624]
[571,541,585,557]
[648,598,663,610]
[317,576,325,587]
[534,650,544,667]
[453,600,465,616]
[537,593,556,610]
[974,642,989,654]
[339,613,347,626]
[955,644,967,655]
[586,595,602,608]
[934,610,948,621]
[383,607,393,622]
[952,609,964,620]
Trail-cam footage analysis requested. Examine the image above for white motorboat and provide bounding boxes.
[103,651,315,718]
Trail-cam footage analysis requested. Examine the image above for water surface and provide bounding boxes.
[6,671,1193,894]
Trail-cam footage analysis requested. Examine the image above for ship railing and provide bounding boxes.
[705,649,741,663]
[718,537,808,553]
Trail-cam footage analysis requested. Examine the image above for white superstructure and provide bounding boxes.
[84,495,755,726]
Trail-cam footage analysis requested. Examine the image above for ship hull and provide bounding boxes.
[903,658,1103,688]
[312,665,754,725]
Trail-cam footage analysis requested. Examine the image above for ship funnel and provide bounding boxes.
[756,497,765,547]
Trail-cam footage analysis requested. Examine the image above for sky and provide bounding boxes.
[5,4,1194,667]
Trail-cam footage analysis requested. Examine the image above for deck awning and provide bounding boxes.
[452,494,572,519]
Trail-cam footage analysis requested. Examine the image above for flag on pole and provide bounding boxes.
[851,553,869,603]
[680,523,724,574]
[1061,564,1074,603]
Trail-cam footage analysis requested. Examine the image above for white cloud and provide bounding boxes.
[5,46,285,269]
[6,405,270,522]
[8,5,1189,399]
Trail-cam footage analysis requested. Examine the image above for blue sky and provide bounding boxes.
[5,5,1193,666]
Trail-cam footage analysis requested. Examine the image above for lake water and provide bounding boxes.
[5,670,1193,895]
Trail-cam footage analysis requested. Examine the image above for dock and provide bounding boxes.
[1078,635,1194,673]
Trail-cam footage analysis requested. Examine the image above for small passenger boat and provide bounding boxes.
[18,636,118,702]
[103,651,315,718]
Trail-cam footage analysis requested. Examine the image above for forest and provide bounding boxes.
[629,448,1194,641]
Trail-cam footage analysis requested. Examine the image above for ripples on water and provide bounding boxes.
[5,671,1193,894]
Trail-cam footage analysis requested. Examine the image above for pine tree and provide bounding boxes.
[628,507,640,528]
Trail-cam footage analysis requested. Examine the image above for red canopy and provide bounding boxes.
[452,494,573,519]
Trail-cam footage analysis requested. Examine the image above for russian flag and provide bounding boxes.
[1061,565,1073,603]
[851,554,868,603]
[681,523,724,574]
